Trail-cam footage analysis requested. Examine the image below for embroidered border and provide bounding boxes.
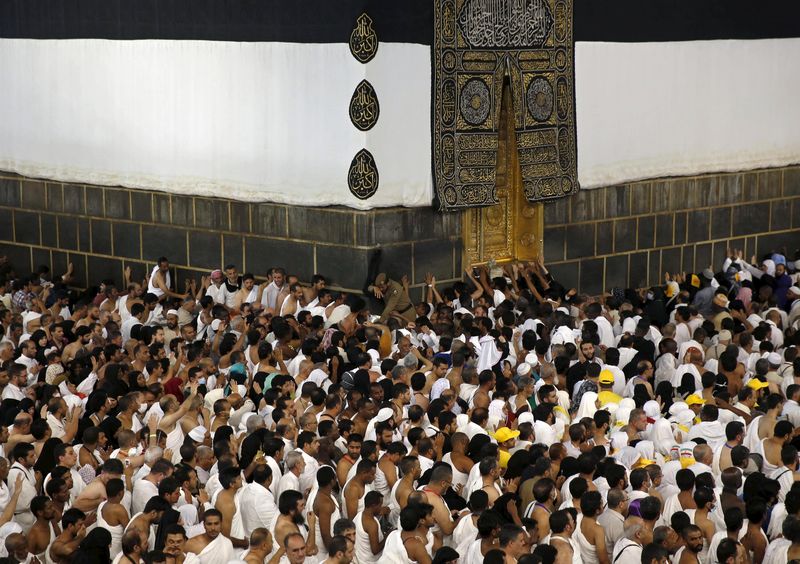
[433,0,579,210]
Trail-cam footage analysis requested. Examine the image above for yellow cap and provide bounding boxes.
[634,458,656,468]
[493,427,520,443]
[599,370,615,385]
[685,394,706,406]
[747,378,769,390]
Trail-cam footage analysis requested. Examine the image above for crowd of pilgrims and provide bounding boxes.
[0,249,798,564]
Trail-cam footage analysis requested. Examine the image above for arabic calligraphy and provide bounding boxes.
[348,149,379,200]
[457,0,553,49]
[349,80,380,131]
[349,13,378,64]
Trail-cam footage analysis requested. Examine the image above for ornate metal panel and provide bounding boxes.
[434,0,578,211]
[463,82,543,266]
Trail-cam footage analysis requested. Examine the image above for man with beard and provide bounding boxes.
[567,340,601,397]
[274,490,318,558]
[323,535,355,564]
[678,525,704,564]
[61,325,92,364]
[49,508,87,563]
[28,495,61,563]
[8,442,38,532]
[184,509,235,563]
[337,434,362,488]
[549,509,576,564]
[163,309,181,345]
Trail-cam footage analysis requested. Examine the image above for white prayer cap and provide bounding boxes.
[788,286,800,297]
[188,426,208,442]
[375,407,394,423]
[367,348,381,367]
[556,307,569,315]
[524,352,540,367]
[516,363,532,377]
[517,412,534,426]
[767,352,782,366]
[643,400,661,420]
[454,307,473,317]
[166,309,179,317]
[622,317,637,334]
[21,310,42,332]
[615,407,632,427]
[619,398,636,410]
[610,432,628,452]
[669,401,689,416]
[603,402,619,417]
[675,410,695,426]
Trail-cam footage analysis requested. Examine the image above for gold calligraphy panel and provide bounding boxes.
[434,0,578,211]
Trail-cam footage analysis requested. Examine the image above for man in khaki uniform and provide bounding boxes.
[369,273,415,323]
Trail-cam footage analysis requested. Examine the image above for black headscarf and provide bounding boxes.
[34,437,63,476]
[71,527,112,564]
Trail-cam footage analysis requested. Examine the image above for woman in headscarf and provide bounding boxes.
[677,372,697,399]
[616,446,644,470]
[466,434,491,464]
[632,383,651,408]
[84,389,116,427]
[101,363,130,399]
[154,507,183,552]
[609,432,629,455]
[127,370,147,393]
[29,329,50,365]
[70,526,112,564]
[654,381,674,414]
[574,391,598,420]
[33,437,63,478]
[643,287,668,328]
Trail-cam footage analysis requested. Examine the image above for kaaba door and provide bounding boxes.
[462,79,543,267]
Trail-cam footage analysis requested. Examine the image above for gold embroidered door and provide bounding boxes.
[462,79,543,266]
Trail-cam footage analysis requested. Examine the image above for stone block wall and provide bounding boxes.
[0,173,463,292]
[1,166,798,295]
[542,166,800,295]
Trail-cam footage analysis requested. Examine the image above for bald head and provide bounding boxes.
[694,444,712,465]
[5,532,27,556]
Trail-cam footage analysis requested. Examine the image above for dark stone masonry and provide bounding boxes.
[0,174,463,292]
[542,167,800,296]
[0,166,798,294]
